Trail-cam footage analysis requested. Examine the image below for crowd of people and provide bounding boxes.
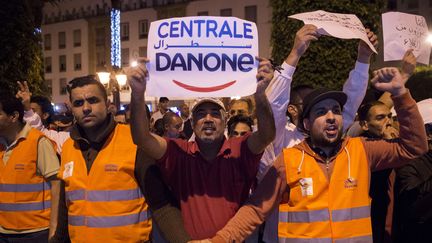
[0,23,431,243]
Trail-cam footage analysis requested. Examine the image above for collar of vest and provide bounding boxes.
[294,137,351,164]
[70,115,116,145]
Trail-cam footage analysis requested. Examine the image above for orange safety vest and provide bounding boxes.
[278,137,372,243]
[59,124,151,242]
[0,128,52,230]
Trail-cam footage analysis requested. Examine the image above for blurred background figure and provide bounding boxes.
[228,97,254,119]
[227,115,254,138]
[30,96,54,128]
[393,100,432,243]
[179,103,193,140]
[151,97,170,127]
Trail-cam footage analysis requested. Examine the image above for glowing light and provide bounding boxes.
[427,33,432,45]
[97,72,111,85]
[116,74,127,86]
[110,9,121,67]
[131,60,138,67]
[231,96,241,100]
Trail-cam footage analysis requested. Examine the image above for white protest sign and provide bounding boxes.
[146,16,258,97]
[382,12,430,65]
[289,10,377,53]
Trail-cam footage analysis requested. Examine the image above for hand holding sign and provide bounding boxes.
[126,58,149,96]
[401,49,416,78]
[289,10,377,53]
[357,29,378,63]
[256,57,274,94]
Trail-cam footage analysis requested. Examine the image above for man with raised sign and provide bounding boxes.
[127,57,275,240]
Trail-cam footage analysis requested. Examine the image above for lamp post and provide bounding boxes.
[97,68,128,111]
[96,0,127,112]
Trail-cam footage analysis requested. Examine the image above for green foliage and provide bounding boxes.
[271,0,385,90]
[0,1,48,97]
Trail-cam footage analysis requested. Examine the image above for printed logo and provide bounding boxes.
[344,178,358,189]
[104,164,118,172]
[14,163,25,170]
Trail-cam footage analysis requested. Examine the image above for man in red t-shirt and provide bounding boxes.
[127,57,275,239]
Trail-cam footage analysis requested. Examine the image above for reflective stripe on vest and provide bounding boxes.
[279,234,372,243]
[279,208,329,223]
[279,237,332,243]
[0,182,51,192]
[66,188,143,202]
[0,200,51,211]
[331,206,370,222]
[68,211,149,228]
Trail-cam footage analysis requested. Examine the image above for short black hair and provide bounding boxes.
[0,94,24,123]
[227,115,254,137]
[30,95,54,125]
[288,84,314,119]
[159,97,169,103]
[357,101,386,122]
[67,75,107,101]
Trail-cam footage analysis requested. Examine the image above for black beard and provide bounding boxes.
[311,129,343,148]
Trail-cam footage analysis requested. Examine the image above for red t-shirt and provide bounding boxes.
[156,134,262,239]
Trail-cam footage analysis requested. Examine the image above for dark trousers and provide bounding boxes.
[0,229,48,243]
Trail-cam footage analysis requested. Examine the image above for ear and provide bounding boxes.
[359,120,369,132]
[287,104,298,117]
[10,111,20,123]
[42,112,50,121]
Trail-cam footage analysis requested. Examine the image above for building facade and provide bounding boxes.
[41,0,272,105]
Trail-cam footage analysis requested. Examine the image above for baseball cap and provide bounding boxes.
[191,97,226,115]
[299,88,347,131]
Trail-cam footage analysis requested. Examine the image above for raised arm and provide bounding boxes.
[265,24,319,155]
[247,57,276,154]
[378,49,416,108]
[364,67,428,170]
[127,61,167,160]
[342,29,378,130]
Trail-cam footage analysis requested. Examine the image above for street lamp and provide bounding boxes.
[96,68,129,111]
[97,71,111,85]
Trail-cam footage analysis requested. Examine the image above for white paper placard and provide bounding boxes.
[382,12,430,65]
[289,10,377,53]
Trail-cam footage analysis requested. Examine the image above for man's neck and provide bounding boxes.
[2,123,25,146]
[307,138,341,159]
[197,138,224,162]
[81,116,111,143]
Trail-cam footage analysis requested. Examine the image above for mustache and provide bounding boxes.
[201,122,216,130]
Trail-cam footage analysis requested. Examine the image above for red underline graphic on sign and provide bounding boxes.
[172,80,236,92]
